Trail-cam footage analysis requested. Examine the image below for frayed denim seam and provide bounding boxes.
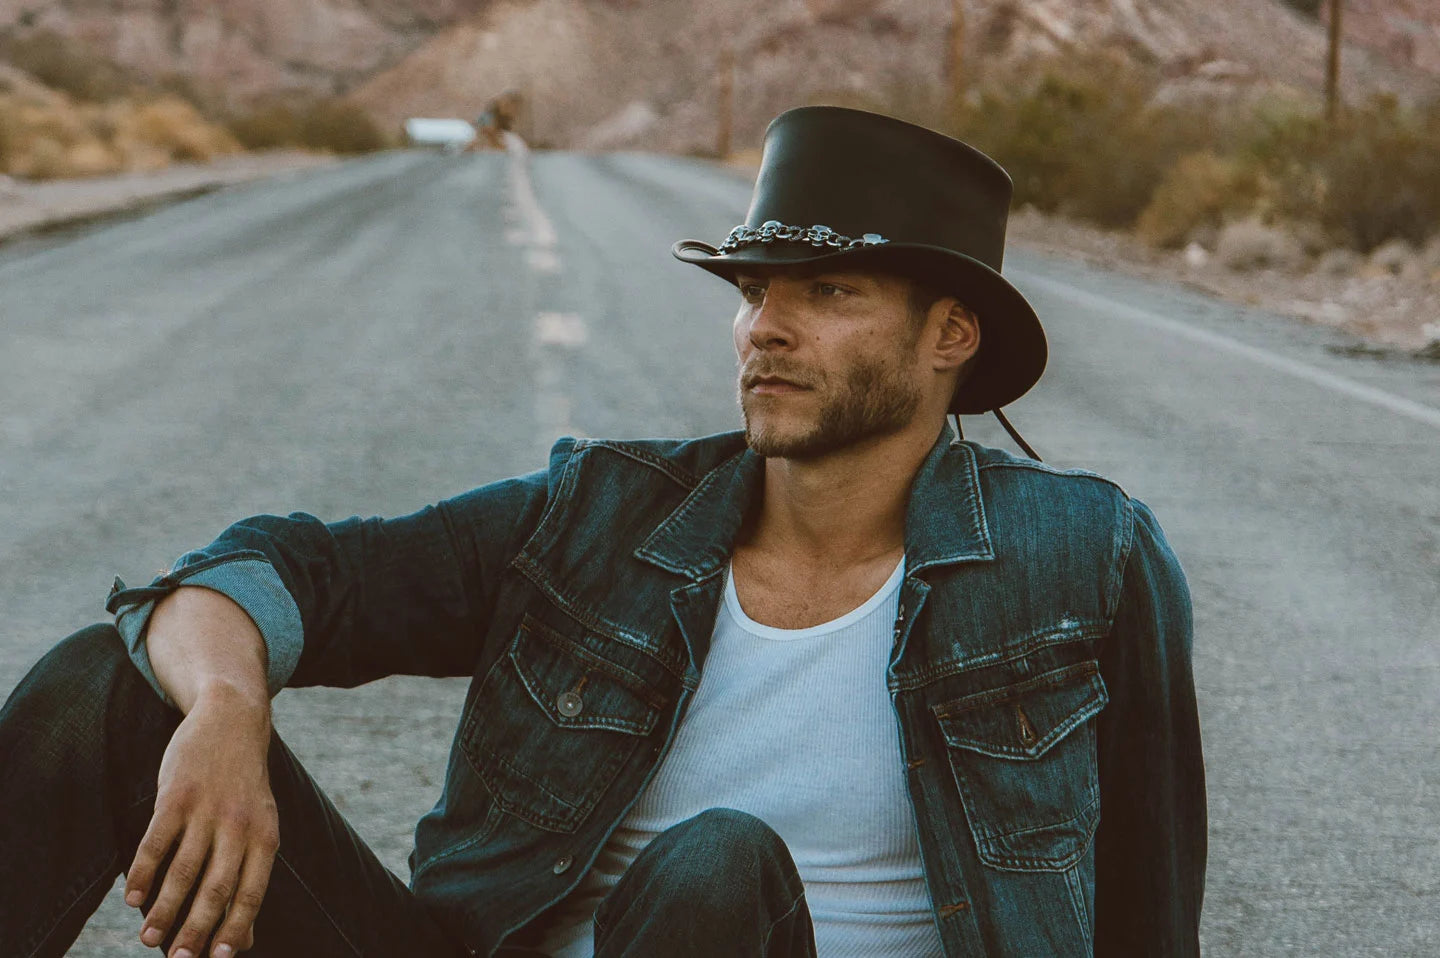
[274,850,363,957]
[759,889,809,953]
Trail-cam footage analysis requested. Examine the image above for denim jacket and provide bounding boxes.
[107,427,1206,957]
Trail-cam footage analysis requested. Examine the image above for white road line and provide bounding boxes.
[526,248,561,273]
[503,133,558,251]
[535,311,588,347]
[1015,271,1440,431]
[502,132,584,446]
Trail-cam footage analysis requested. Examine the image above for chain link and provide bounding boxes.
[716,220,889,253]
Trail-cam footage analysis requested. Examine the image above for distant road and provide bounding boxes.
[1,144,1436,956]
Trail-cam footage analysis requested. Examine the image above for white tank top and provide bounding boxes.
[537,556,943,957]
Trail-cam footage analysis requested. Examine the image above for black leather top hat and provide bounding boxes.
[673,106,1046,415]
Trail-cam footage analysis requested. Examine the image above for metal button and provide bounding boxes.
[552,855,573,874]
[556,691,584,717]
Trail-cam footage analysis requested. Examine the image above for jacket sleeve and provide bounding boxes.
[1092,496,1207,956]
[106,439,572,697]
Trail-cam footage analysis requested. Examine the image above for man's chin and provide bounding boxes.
[744,422,833,460]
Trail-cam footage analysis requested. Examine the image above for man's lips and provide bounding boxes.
[746,375,810,393]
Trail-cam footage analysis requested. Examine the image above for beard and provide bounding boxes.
[739,351,923,460]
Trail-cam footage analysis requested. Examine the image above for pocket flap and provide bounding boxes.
[510,614,662,736]
[933,661,1108,761]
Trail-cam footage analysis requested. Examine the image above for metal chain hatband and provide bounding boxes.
[716,220,890,253]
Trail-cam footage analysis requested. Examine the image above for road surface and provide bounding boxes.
[1,142,1436,955]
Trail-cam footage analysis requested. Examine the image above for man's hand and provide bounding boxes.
[124,684,278,958]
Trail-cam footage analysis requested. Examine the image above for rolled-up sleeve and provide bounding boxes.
[105,437,571,700]
[1093,496,1207,955]
[110,555,303,708]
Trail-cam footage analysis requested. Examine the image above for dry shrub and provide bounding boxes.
[117,95,242,163]
[226,97,391,154]
[1137,151,1267,248]
[948,54,1222,229]
[0,89,241,178]
[225,101,306,150]
[297,98,391,154]
[1239,94,1440,252]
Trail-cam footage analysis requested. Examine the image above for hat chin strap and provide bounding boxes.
[949,410,1043,462]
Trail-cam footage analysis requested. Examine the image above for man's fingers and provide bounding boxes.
[125,804,184,908]
[170,830,247,958]
[209,843,276,957]
[139,827,211,949]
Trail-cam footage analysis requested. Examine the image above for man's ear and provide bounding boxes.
[931,299,980,372]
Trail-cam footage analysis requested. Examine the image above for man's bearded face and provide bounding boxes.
[732,267,926,460]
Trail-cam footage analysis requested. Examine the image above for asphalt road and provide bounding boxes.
[1,142,1436,956]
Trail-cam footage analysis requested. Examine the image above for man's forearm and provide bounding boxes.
[145,585,272,715]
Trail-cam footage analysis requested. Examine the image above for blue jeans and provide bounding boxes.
[0,624,816,957]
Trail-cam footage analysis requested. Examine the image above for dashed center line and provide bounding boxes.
[502,132,585,450]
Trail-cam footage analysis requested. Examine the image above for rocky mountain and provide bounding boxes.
[3,0,1438,151]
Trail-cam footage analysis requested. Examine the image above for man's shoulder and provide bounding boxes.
[966,439,1132,500]
[548,431,749,490]
[961,438,1146,545]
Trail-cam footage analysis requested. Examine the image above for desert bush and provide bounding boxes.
[947,54,1217,229]
[298,98,392,154]
[118,95,242,163]
[1240,94,1440,252]
[1136,151,1268,248]
[226,96,391,154]
[225,100,307,150]
[0,88,243,178]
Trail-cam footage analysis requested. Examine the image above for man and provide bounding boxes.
[0,106,1206,957]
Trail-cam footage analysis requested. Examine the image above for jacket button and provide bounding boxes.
[556,691,584,717]
[553,855,573,874]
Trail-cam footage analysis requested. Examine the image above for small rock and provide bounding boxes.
[1216,218,1305,273]
[1183,241,1209,268]
[1368,238,1414,276]
[1315,247,1364,277]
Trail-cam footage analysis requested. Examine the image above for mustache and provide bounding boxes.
[739,360,820,390]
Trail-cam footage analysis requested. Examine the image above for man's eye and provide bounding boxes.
[816,283,844,296]
[740,284,764,299]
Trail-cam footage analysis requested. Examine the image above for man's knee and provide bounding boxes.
[644,808,797,897]
[1,622,169,762]
[667,807,788,860]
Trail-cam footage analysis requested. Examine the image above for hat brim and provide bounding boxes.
[672,239,1047,414]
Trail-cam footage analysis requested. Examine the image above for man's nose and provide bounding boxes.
[746,287,800,350]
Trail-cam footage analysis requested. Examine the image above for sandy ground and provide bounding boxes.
[1003,207,1440,359]
[0,150,340,244]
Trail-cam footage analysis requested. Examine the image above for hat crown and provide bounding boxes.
[744,106,1014,270]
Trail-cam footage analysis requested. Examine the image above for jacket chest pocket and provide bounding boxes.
[932,660,1108,872]
[462,614,664,833]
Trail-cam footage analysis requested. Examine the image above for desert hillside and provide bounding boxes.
[2,0,1438,151]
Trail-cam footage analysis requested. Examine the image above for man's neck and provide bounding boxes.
[747,422,944,568]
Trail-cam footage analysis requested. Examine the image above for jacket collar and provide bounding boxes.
[635,426,995,581]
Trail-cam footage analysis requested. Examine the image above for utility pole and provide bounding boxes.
[948,0,966,110]
[1325,0,1343,123]
[717,43,735,158]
